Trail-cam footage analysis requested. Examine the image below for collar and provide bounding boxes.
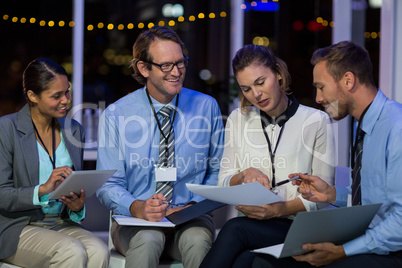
[360,89,385,136]
[144,86,178,114]
[260,94,299,127]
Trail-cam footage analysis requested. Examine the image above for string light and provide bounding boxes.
[1,10,229,31]
[1,12,380,40]
[315,17,379,38]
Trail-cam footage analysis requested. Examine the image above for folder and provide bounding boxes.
[253,203,382,258]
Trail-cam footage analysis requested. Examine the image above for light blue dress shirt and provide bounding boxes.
[333,90,402,256]
[96,87,224,216]
[33,130,85,222]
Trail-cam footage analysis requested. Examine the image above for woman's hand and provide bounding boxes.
[60,189,85,212]
[38,166,73,196]
[231,167,270,189]
[236,203,281,220]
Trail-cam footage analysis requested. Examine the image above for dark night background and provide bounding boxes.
[0,0,381,117]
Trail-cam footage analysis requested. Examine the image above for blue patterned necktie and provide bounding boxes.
[351,127,364,205]
[155,106,174,202]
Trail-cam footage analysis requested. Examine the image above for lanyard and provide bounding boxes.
[32,118,56,169]
[145,88,179,141]
[351,102,372,170]
[261,121,285,187]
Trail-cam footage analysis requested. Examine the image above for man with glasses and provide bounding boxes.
[96,26,224,268]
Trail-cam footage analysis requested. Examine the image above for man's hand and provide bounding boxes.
[293,242,346,266]
[129,193,168,222]
[231,167,270,189]
[291,173,336,204]
[60,189,85,212]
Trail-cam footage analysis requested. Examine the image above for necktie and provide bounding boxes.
[155,106,174,202]
[351,127,365,205]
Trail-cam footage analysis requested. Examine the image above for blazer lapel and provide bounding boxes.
[17,105,40,186]
[58,117,82,171]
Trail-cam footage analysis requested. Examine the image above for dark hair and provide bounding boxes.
[310,41,375,87]
[23,58,68,105]
[131,26,186,85]
[232,44,291,110]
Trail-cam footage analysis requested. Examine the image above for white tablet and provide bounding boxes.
[48,169,116,199]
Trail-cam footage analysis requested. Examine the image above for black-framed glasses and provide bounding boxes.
[146,55,189,73]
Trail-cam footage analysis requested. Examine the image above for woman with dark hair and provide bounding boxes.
[0,58,109,267]
[200,45,336,267]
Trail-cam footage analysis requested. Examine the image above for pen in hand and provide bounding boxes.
[151,198,181,207]
[273,173,308,188]
[162,201,182,207]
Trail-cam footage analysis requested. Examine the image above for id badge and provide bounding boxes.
[155,166,177,182]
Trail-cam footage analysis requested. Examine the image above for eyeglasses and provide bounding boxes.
[145,55,189,73]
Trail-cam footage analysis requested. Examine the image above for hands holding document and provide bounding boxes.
[290,172,346,266]
[232,171,305,220]
[292,242,347,266]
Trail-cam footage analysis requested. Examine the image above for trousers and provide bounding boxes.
[112,214,215,268]
[2,219,109,268]
[200,216,292,268]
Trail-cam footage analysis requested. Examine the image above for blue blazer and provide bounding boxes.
[0,104,85,259]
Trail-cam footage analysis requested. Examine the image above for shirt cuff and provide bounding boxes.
[221,174,235,187]
[298,196,317,211]
[332,186,349,207]
[69,205,86,223]
[33,185,50,206]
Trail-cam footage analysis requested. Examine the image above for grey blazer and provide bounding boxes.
[0,104,85,259]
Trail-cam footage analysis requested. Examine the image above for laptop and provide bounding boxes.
[253,203,382,258]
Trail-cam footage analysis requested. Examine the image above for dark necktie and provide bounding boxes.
[155,106,174,202]
[351,127,365,205]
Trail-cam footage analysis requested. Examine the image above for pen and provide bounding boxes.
[273,173,307,188]
[162,201,182,207]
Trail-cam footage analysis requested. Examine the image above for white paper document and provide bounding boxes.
[112,215,176,227]
[254,243,284,258]
[186,182,282,206]
[253,203,382,258]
